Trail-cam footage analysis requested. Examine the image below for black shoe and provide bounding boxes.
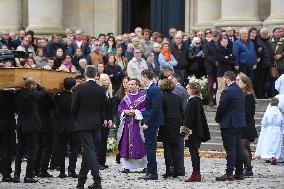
[141,168,147,174]
[162,173,171,179]
[88,182,102,189]
[99,165,108,170]
[244,166,253,177]
[139,173,158,180]
[234,174,245,180]
[68,172,78,178]
[24,177,38,183]
[216,173,235,181]
[39,171,53,178]
[76,178,86,189]
[121,169,130,174]
[116,154,121,164]
[58,173,68,178]
[178,170,185,176]
[13,176,20,183]
[76,184,84,189]
[2,176,14,182]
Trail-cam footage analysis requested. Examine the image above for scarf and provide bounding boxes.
[160,49,171,62]
[63,61,73,71]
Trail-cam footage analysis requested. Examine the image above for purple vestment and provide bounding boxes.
[117,91,146,159]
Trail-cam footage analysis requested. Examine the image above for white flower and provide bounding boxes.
[187,75,208,89]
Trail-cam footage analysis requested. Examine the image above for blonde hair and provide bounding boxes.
[99,73,113,98]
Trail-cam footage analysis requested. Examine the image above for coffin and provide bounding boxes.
[0,68,76,92]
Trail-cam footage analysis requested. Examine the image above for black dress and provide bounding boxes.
[241,94,257,142]
[184,96,210,148]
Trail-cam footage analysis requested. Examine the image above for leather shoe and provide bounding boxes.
[234,174,245,180]
[139,173,158,180]
[121,169,130,174]
[162,173,171,179]
[58,173,68,178]
[88,182,102,189]
[39,171,53,178]
[216,173,235,181]
[2,176,14,182]
[24,177,38,183]
[13,176,20,183]
[68,172,78,178]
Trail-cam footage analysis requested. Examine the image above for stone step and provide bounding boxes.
[207,123,261,132]
[204,105,267,112]
[255,99,271,106]
[205,111,265,118]
[208,136,259,144]
[206,116,262,125]
[199,142,257,151]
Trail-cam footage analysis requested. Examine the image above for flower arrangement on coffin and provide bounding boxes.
[107,137,118,153]
[187,75,209,105]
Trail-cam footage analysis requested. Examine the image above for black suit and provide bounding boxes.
[14,88,44,179]
[55,91,80,174]
[35,93,56,174]
[71,80,107,183]
[0,91,16,179]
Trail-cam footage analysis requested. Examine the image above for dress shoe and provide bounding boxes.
[13,176,20,183]
[216,173,235,181]
[58,173,68,178]
[234,174,245,180]
[185,171,201,182]
[39,171,53,178]
[121,169,130,174]
[68,172,78,178]
[244,166,253,177]
[162,173,171,179]
[271,157,277,165]
[140,173,158,180]
[116,154,121,164]
[141,168,147,173]
[24,177,38,183]
[76,178,86,189]
[88,182,102,189]
[99,165,109,170]
[2,176,14,182]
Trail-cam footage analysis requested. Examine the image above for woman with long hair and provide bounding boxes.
[53,48,64,70]
[102,36,116,56]
[105,55,125,92]
[236,73,257,176]
[114,76,130,164]
[184,82,210,182]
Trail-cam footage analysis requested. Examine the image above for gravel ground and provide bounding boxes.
[1,156,284,189]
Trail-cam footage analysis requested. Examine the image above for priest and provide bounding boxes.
[117,78,147,173]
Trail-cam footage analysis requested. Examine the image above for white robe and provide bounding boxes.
[255,106,284,159]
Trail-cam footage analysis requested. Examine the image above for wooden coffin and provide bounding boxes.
[0,68,76,91]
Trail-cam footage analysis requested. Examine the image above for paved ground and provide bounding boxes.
[1,155,284,189]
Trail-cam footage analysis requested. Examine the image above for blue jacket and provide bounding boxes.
[144,83,164,127]
[215,83,246,129]
[233,39,257,66]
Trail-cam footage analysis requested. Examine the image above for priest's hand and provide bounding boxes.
[142,124,149,131]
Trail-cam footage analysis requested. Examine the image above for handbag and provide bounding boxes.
[180,126,191,137]
[271,65,279,79]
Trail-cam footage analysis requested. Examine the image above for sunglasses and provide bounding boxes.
[95,44,102,46]
[206,32,212,34]
[196,43,201,45]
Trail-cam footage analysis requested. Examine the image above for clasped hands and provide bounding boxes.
[125,109,136,116]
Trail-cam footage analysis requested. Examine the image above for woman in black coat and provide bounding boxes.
[236,73,257,177]
[184,82,210,182]
[159,79,183,178]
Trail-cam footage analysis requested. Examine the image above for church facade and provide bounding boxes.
[0,0,283,36]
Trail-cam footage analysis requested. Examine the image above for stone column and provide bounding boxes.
[0,0,22,31]
[27,0,64,35]
[215,0,262,28]
[263,0,284,28]
[194,0,221,30]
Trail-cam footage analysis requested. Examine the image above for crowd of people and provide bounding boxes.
[0,25,284,188]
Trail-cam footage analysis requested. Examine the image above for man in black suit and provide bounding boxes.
[55,77,80,178]
[14,77,45,183]
[72,65,107,189]
[215,71,246,181]
[0,90,16,182]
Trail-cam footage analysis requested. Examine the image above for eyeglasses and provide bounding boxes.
[206,32,212,34]
[196,43,201,45]
[95,44,102,46]
[135,52,142,54]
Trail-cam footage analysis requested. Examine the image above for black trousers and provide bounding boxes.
[14,129,39,178]
[221,128,243,175]
[254,66,271,98]
[163,142,179,175]
[78,130,100,182]
[188,146,200,172]
[0,129,16,177]
[55,132,80,173]
[35,131,53,173]
[99,127,110,166]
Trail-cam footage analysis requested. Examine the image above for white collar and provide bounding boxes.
[86,78,96,82]
[130,91,139,96]
[146,82,153,89]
